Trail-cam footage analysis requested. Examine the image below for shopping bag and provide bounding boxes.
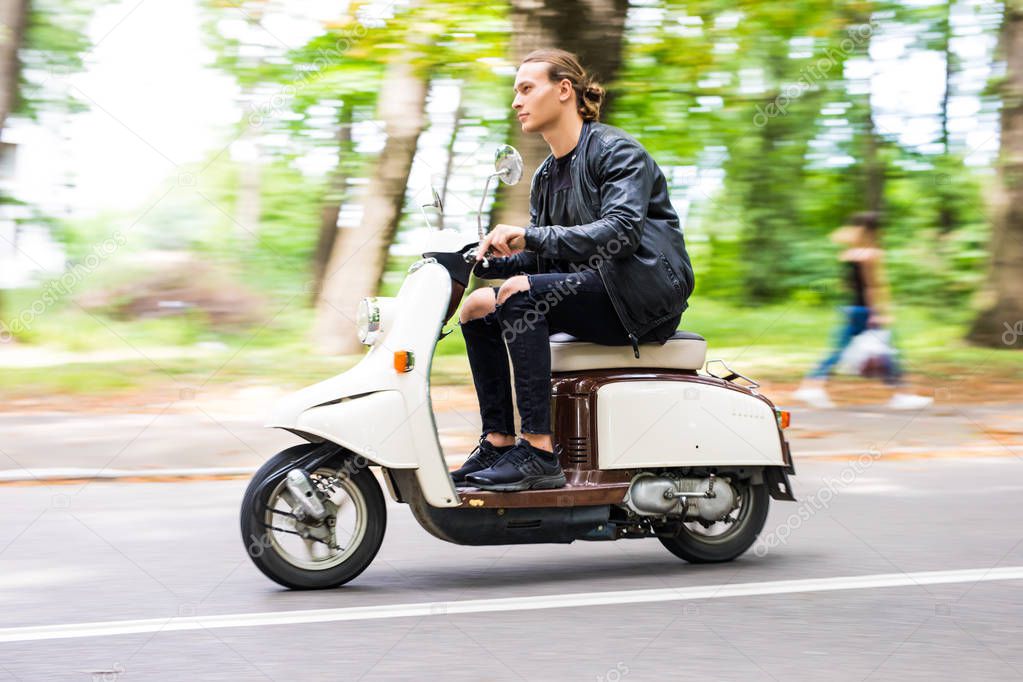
[836,329,895,377]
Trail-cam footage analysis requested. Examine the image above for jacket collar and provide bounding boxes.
[538,119,593,174]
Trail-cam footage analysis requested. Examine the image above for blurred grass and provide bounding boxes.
[680,299,1023,381]
[1,297,1019,401]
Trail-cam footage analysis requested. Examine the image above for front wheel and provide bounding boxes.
[658,480,769,563]
[240,443,386,589]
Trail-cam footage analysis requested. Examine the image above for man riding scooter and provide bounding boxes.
[452,48,696,492]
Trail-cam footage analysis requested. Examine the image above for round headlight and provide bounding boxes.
[356,297,382,345]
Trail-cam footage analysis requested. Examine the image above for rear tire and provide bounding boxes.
[658,481,769,563]
[240,443,386,589]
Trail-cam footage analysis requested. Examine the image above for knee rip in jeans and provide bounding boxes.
[459,310,500,329]
[497,289,538,319]
[496,275,530,303]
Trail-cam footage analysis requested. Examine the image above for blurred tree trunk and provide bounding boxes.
[234,124,261,241]
[313,58,428,354]
[969,1,1023,348]
[0,0,26,134]
[939,0,953,156]
[438,86,464,231]
[310,103,354,302]
[490,0,629,230]
[863,108,884,215]
[231,10,270,244]
[0,0,28,326]
[737,45,803,301]
[850,8,884,216]
[937,0,959,233]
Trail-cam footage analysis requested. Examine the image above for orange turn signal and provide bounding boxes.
[775,409,791,429]
[393,350,415,373]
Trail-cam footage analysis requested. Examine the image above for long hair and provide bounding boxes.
[521,48,605,122]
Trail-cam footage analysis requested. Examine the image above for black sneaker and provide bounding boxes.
[465,439,567,492]
[450,436,512,486]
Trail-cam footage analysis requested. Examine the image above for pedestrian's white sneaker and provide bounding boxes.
[887,393,933,410]
[793,385,835,409]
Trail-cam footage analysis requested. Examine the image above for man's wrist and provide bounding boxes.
[524,226,543,252]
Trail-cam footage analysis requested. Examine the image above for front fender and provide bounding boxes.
[268,389,460,507]
[264,259,460,508]
[281,390,418,469]
[265,358,387,430]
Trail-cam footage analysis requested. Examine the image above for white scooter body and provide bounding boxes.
[265,224,787,509]
[266,230,465,508]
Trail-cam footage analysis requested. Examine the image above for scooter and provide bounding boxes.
[240,145,797,590]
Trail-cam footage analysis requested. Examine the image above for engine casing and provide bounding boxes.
[625,473,737,520]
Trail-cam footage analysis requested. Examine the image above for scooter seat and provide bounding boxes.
[549,330,707,372]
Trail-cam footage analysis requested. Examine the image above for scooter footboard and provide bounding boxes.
[389,470,613,545]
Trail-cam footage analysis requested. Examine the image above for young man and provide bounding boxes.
[452,48,695,492]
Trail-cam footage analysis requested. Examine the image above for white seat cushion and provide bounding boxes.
[550,331,707,372]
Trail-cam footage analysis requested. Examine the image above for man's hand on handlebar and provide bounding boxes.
[476,224,526,261]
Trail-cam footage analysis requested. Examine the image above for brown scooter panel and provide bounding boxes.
[456,367,758,509]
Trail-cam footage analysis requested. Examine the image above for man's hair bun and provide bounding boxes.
[521,48,605,122]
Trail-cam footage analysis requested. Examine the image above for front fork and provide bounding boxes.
[285,469,329,521]
[259,445,346,548]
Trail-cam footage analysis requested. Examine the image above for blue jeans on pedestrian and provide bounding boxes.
[808,305,903,386]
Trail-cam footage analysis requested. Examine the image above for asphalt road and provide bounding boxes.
[1,454,1022,681]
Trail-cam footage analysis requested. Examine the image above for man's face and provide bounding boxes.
[512,61,571,133]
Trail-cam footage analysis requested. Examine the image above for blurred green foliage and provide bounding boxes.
[5,0,1013,383]
[3,297,1020,400]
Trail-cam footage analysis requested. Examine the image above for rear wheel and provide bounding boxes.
[658,480,769,563]
[240,443,386,589]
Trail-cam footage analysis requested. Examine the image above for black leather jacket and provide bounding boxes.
[475,121,694,357]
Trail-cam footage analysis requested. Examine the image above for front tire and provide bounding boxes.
[658,481,769,563]
[240,443,386,589]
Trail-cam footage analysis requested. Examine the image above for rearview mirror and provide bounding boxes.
[494,145,523,186]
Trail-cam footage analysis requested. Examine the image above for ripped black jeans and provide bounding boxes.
[460,269,681,435]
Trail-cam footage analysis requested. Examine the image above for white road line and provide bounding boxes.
[1,566,1021,644]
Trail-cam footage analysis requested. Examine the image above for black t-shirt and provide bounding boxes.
[545,147,590,274]
[549,147,575,195]
[846,260,868,307]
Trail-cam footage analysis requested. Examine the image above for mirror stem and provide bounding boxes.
[477,171,502,241]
